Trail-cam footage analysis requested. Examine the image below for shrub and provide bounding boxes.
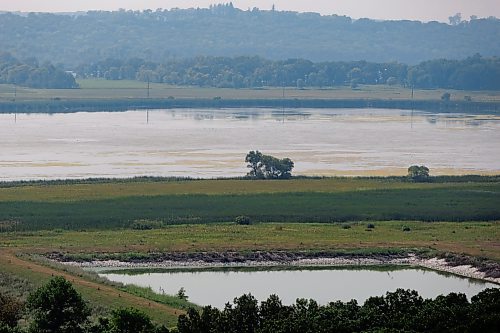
[341,224,351,229]
[130,220,163,230]
[441,92,451,101]
[0,293,23,328]
[235,216,252,225]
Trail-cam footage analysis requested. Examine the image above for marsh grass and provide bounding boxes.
[0,185,498,231]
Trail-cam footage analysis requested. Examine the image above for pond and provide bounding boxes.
[100,266,499,308]
[1,108,500,180]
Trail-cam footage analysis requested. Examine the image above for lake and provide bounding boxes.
[100,266,499,308]
[1,108,499,180]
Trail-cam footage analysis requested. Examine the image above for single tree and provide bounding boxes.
[245,151,294,179]
[27,276,90,333]
[407,165,430,181]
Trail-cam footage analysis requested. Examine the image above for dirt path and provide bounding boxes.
[0,248,184,317]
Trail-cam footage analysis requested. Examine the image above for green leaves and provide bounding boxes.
[27,276,90,333]
[245,151,294,179]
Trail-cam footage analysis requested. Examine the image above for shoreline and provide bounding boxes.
[59,254,500,285]
[1,98,499,114]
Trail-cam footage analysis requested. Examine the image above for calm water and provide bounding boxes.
[1,108,500,180]
[101,267,498,308]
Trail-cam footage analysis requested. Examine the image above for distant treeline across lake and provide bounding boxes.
[1,52,499,91]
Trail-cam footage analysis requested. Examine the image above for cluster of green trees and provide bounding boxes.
[1,6,499,67]
[408,165,430,181]
[75,54,500,90]
[178,289,500,333]
[0,53,78,89]
[0,276,168,333]
[3,276,499,333]
[245,151,294,179]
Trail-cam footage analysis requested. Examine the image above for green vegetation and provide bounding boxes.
[1,221,499,260]
[1,277,171,333]
[5,277,499,333]
[0,180,498,231]
[75,54,500,91]
[177,289,500,333]
[245,151,294,179]
[0,253,182,327]
[0,53,77,89]
[0,177,498,329]
[408,165,430,181]
[26,276,90,333]
[1,7,498,66]
[120,285,196,312]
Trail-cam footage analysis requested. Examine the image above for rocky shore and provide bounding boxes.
[50,251,500,285]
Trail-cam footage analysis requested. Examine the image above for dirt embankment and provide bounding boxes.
[48,251,500,285]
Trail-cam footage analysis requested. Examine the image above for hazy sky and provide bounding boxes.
[0,0,498,22]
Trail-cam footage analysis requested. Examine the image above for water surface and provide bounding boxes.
[1,108,499,180]
[101,266,498,308]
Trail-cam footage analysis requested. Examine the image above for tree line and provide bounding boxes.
[76,54,500,91]
[1,5,499,67]
[177,289,500,333]
[0,53,78,89]
[2,276,499,332]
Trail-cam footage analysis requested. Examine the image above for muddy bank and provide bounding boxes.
[47,251,500,285]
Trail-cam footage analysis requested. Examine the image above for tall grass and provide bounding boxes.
[1,186,498,231]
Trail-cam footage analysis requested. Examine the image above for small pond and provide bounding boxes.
[100,266,498,308]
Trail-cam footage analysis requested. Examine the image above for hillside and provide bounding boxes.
[1,5,499,67]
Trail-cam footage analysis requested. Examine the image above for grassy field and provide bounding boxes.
[1,177,499,326]
[1,222,498,260]
[0,80,498,102]
[0,178,499,231]
[3,177,498,201]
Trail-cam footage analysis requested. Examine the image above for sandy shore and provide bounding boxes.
[61,254,500,285]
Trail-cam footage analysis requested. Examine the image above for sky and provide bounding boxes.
[0,0,498,22]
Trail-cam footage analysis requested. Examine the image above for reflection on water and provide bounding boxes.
[100,267,499,308]
[1,108,499,180]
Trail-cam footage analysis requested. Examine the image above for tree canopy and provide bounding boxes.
[1,7,499,67]
[26,276,90,333]
[245,151,294,179]
[74,54,500,91]
[408,165,430,181]
[0,53,78,89]
[177,288,500,333]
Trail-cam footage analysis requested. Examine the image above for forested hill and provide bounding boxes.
[1,4,499,67]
